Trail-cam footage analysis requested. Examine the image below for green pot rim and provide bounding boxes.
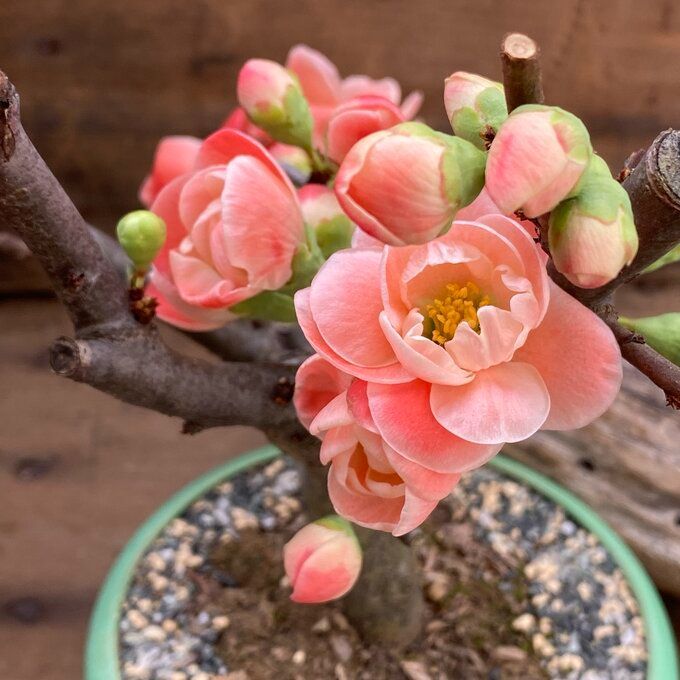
[85,446,678,680]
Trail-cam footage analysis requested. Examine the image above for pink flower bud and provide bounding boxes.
[335,123,486,245]
[485,105,592,218]
[444,72,507,149]
[237,59,313,149]
[549,157,638,288]
[283,516,362,603]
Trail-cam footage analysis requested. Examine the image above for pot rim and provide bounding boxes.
[84,446,678,680]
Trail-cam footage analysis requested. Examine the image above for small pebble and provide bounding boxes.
[400,659,432,680]
[212,615,230,631]
[312,616,331,634]
[330,634,353,663]
[512,613,536,633]
[292,649,306,665]
[491,646,527,662]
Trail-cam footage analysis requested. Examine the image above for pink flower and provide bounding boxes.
[139,136,202,207]
[326,96,405,164]
[147,129,305,330]
[283,514,362,603]
[295,212,622,468]
[298,184,354,257]
[486,105,592,218]
[295,355,462,535]
[269,143,312,182]
[286,44,422,149]
[222,107,272,146]
[335,123,486,246]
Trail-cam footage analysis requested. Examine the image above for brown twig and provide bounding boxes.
[500,33,545,112]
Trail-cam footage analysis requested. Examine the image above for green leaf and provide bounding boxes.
[619,313,680,367]
[644,244,680,274]
[230,291,297,323]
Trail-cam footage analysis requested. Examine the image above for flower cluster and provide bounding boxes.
[128,48,632,574]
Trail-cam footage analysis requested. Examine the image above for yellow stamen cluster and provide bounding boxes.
[424,281,490,346]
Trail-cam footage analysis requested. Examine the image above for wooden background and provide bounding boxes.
[2,0,680,231]
[1,1,680,678]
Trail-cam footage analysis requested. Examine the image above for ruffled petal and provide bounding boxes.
[309,249,395,367]
[295,288,413,384]
[367,379,500,473]
[286,44,342,106]
[430,361,550,445]
[514,281,622,430]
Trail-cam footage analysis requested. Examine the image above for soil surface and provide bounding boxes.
[119,458,648,679]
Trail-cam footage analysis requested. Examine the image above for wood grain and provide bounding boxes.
[1,0,680,229]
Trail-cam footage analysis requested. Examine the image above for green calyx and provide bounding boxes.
[116,210,167,270]
[249,79,313,151]
[451,86,508,150]
[619,313,680,367]
[440,136,487,210]
[314,215,354,259]
[549,156,637,255]
[314,515,360,542]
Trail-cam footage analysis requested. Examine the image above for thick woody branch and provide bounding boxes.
[500,33,544,112]
[0,68,302,433]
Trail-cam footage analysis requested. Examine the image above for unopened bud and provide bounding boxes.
[116,210,167,270]
[549,156,638,288]
[237,59,313,150]
[444,72,507,149]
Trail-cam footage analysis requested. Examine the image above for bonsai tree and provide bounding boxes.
[2,33,679,648]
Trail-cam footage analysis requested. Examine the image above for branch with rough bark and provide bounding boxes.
[0,69,303,437]
[501,34,680,408]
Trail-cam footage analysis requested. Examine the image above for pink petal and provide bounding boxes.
[221,155,304,290]
[147,271,234,331]
[295,288,413,384]
[286,44,342,106]
[514,281,622,430]
[430,361,550,445]
[367,380,500,473]
[379,311,473,386]
[326,96,404,163]
[448,305,525,372]
[400,90,424,119]
[309,249,395,368]
[310,392,353,436]
[346,380,379,433]
[169,249,252,308]
[294,354,353,430]
[196,128,294,193]
[139,136,202,207]
[383,444,461,502]
[320,425,358,464]
[340,75,401,104]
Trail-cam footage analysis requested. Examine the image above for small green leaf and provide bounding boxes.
[230,291,297,323]
[619,313,680,367]
[644,244,680,274]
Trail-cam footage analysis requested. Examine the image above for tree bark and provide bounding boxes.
[500,33,544,112]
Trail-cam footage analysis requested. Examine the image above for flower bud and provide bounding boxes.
[237,59,313,150]
[486,104,592,217]
[335,122,486,245]
[549,156,638,288]
[444,72,507,149]
[269,143,312,184]
[298,184,354,257]
[283,515,362,603]
[116,210,167,270]
[619,313,680,367]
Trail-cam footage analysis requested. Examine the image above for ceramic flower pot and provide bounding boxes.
[84,446,678,680]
